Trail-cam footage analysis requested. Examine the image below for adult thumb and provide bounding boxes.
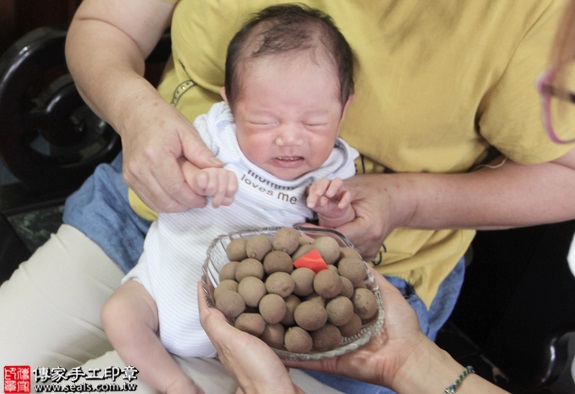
[181,127,224,169]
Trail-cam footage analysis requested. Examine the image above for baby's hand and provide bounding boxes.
[188,167,238,208]
[307,177,351,213]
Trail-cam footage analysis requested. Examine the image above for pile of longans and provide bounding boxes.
[213,227,379,354]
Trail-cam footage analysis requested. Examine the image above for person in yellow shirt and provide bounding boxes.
[200,1,575,393]
[1,0,575,393]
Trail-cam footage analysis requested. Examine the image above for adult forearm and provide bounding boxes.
[391,338,507,394]
[399,155,575,230]
[65,0,174,138]
[66,18,156,134]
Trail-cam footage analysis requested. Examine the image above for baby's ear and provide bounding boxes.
[341,93,354,119]
[220,87,228,103]
[344,94,354,111]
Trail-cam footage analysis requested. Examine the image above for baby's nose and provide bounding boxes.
[275,124,304,146]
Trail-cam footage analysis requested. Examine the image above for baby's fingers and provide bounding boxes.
[325,177,345,198]
[307,179,331,208]
[337,189,352,209]
[210,171,238,208]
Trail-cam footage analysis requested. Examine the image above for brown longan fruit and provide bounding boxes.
[263,250,293,274]
[313,269,343,299]
[214,279,239,299]
[339,276,354,298]
[219,261,239,282]
[338,312,363,337]
[291,244,315,260]
[237,276,266,307]
[340,247,362,260]
[291,267,315,297]
[215,290,245,319]
[352,287,379,321]
[281,294,301,326]
[235,258,264,281]
[304,294,325,306]
[311,323,342,351]
[261,323,285,349]
[265,272,295,298]
[226,238,247,261]
[294,300,327,331]
[235,313,266,336]
[272,227,301,255]
[326,296,354,326]
[259,293,287,324]
[214,230,380,355]
[338,256,367,286]
[284,326,313,353]
[245,235,272,260]
[312,236,341,265]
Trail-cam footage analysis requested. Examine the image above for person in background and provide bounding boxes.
[101,5,358,393]
[1,0,575,393]
[537,0,575,388]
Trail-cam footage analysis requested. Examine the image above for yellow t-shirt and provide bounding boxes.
[147,0,572,307]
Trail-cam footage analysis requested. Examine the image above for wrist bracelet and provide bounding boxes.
[443,366,475,393]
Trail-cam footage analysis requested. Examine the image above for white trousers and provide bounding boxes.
[0,225,342,393]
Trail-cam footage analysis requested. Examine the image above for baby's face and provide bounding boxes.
[230,52,349,180]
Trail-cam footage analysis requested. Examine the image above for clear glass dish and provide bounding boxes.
[201,225,385,361]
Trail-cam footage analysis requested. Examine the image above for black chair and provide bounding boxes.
[450,222,575,392]
[0,26,120,195]
[0,26,171,282]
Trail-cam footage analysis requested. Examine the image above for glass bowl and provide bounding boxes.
[201,225,385,361]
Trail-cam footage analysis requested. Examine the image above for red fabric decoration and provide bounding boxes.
[293,249,329,273]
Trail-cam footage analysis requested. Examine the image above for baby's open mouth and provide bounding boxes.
[273,156,304,168]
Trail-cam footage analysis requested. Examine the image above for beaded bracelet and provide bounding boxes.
[443,366,475,393]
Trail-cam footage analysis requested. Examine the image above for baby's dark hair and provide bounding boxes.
[225,3,354,107]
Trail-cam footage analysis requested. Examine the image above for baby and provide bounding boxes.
[101,4,357,393]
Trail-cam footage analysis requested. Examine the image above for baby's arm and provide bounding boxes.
[182,163,238,208]
[307,177,356,228]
